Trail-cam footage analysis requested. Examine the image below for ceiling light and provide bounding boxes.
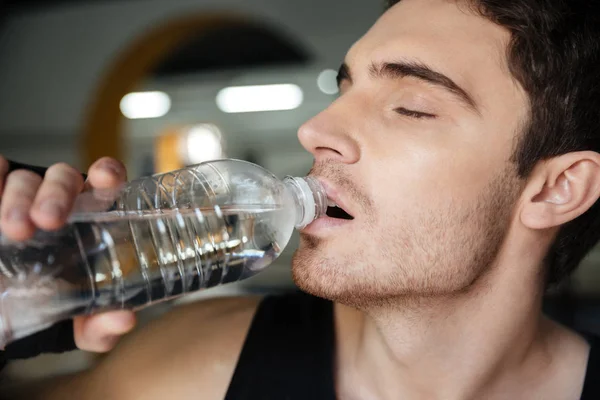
[216,84,303,113]
[120,91,171,119]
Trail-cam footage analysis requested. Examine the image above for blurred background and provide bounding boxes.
[0,0,598,386]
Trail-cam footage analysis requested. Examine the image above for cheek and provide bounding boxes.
[364,117,515,223]
[386,136,512,195]
[364,154,500,233]
[369,147,491,211]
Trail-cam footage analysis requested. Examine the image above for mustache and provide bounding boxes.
[307,161,373,212]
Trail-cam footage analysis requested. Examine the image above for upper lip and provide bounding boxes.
[313,177,355,218]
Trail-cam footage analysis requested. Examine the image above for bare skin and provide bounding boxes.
[4,0,600,399]
[0,156,136,352]
[24,293,588,400]
[16,298,261,400]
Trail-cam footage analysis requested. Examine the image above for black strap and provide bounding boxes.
[0,320,77,377]
[6,159,87,180]
[225,292,337,400]
[6,160,52,179]
[3,320,76,360]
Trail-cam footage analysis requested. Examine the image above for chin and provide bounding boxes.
[291,235,491,309]
[292,237,350,301]
[291,241,394,308]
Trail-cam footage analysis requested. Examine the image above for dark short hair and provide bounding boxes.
[385,0,600,285]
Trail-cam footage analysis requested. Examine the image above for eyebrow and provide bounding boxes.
[337,61,480,115]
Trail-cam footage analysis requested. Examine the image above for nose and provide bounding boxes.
[297,104,360,164]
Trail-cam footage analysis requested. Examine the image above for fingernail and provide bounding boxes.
[99,162,122,177]
[6,208,27,222]
[39,200,64,219]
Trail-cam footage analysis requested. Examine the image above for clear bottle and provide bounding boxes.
[0,159,327,348]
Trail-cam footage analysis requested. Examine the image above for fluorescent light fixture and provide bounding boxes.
[216,84,303,113]
[317,69,339,95]
[120,91,171,119]
[182,124,224,164]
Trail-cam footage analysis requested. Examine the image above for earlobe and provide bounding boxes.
[520,152,600,230]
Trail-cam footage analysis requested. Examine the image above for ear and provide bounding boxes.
[520,151,600,230]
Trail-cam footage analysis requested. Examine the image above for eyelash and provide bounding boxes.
[394,107,437,120]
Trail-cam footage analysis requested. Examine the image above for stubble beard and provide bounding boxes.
[292,168,522,310]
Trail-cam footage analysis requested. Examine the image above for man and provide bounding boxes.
[1,0,600,398]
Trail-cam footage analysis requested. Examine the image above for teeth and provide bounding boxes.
[327,200,338,208]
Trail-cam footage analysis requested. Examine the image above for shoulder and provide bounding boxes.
[543,326,600,400]
[91,296,263,400]
[33,293,325,400]
[580,331,600,378]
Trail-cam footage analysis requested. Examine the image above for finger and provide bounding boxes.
[73,311,136,353]
[0,170,42,241]
[30,163,85,231]
[85,157,127,191]
[0,155,8,197]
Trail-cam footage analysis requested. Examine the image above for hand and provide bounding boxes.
[0,156,136,352]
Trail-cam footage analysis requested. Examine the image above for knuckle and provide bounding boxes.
[47,162,80,178]
[7,169,42,187]
[47,179,74,196]
[2,177,40,206]
[45,164,83,191]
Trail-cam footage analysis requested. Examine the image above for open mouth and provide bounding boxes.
[326,202,354,220]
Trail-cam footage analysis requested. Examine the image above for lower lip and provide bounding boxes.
[301,215,353,235]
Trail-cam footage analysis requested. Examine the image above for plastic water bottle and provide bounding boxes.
[0,159,327,347]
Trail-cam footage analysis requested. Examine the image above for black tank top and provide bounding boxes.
[226,292,336,400]
[225,292,600,400]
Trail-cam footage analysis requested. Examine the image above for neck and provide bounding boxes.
[336,232,563,400]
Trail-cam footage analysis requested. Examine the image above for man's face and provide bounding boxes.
[291,0,530,306]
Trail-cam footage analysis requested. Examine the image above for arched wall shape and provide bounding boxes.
[80,13,247,168]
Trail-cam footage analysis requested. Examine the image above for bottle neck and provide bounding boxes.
[283,176,327,229]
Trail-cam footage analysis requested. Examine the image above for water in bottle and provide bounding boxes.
[0,159,327,347]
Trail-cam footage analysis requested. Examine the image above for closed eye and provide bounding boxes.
[395,107,437,119]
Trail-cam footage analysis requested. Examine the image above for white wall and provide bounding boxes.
[0,0,381,140]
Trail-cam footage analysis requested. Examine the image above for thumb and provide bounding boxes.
[84,157,128,191]
[73,311,136,353]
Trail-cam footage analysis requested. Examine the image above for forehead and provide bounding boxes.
[347,0,526,115]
